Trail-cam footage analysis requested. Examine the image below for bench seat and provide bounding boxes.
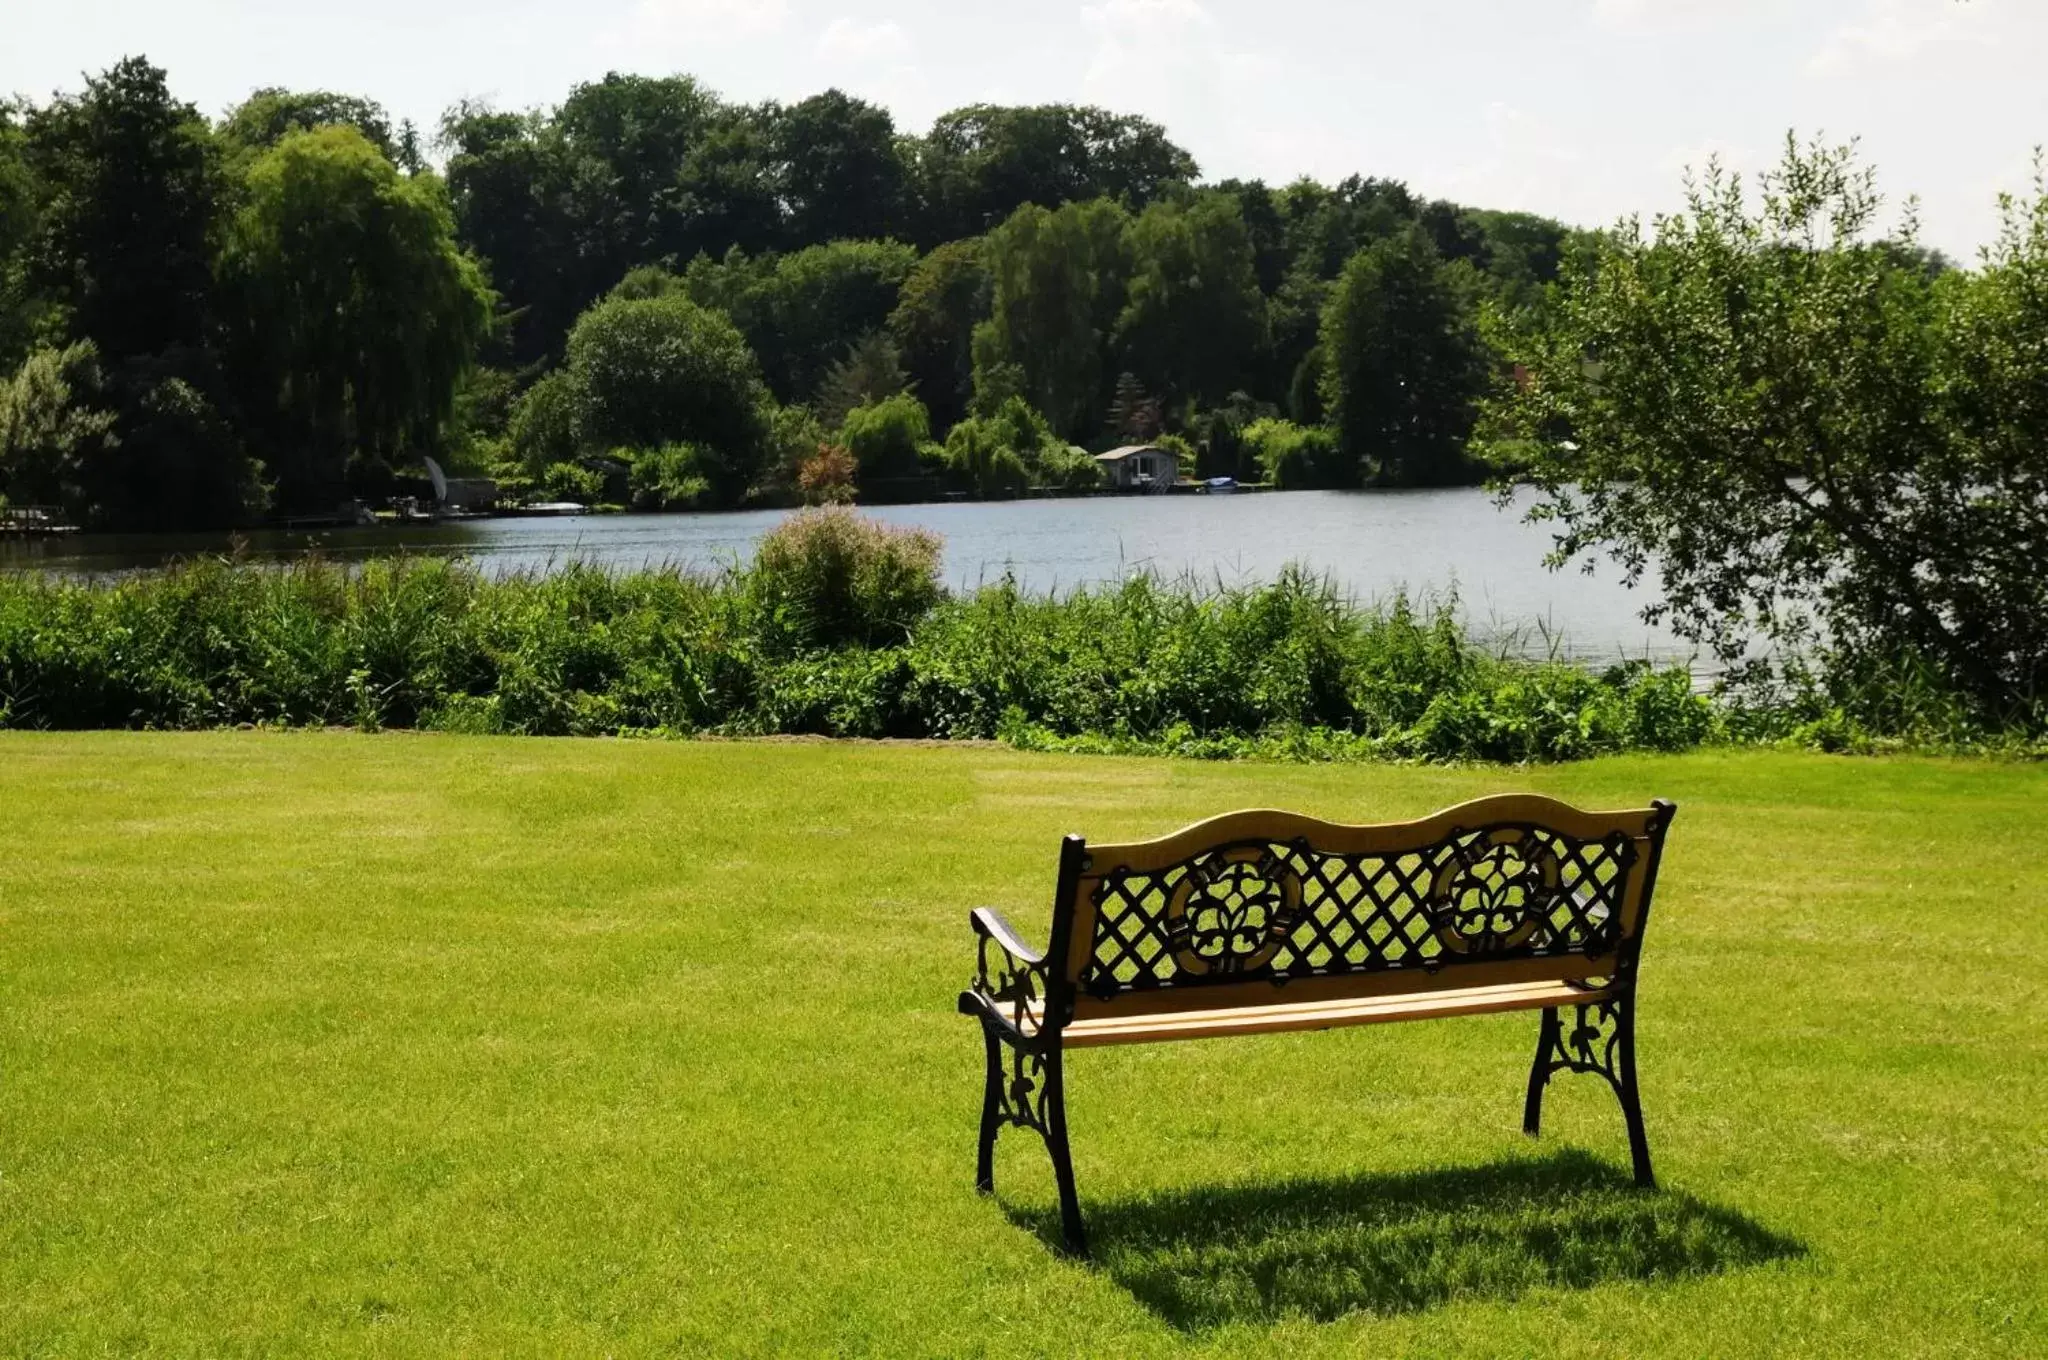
[1034,979,1614,1048]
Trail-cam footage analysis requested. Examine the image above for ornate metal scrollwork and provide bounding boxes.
[1163,847,1302,976]
[976,930,1046,1034]
[989,1040,1053,1137]
[1537,998,1629,1091]
[1428,828,1559,956]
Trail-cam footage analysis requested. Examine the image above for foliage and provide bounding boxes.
[562,292,770,505]
[0,554,1731,762]
[0,341,118,509]
[1320,226,1492,486]
[626,443,713,511]
[1116,195,1270,407]
[887,237,987,434]
[941,418,1030,499]
[539,461,603,505]
[797,442,857,505]
[814,330,908,431]
[507,369,578,474]
[912,103,1197,246]
[1242,417,1345,489]
[680,239,918,404]
[838,391,931,491]
[972,199,1131,437]
[746,507,945,652]
[218,88,396,161]
[218,125,493,510]
[1495,137,2048,724]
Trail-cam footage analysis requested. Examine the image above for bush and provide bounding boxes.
[540,462,604,504]
[626,443,713,511]
[746,508,945,652]
[1243,417,1346,489]
[797,443,857,505]
[508,370,578,474]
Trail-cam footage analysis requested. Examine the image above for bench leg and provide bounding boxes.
[973,1023,1090,1255]
[1043,1049,1087,1258]
[1522,994,1655,1189]
[976,1020,1003,1195]
[1523,1005,1563,1136]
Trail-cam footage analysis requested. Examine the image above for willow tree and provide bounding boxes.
[219,125,492,509]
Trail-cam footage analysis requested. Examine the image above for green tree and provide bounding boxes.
[681,239,916,404]
[22,57,266,527]
[1115,194,1269,408]
[887,238,988,434]
[219,125,493,509]
[972,198,1130,439]
[771,90,908,248]
[0,106,40,369]
[439,102,583,364]
[218,88,396,161]
[1320,227,1492,486]
[0,341,118,508]
[25,57,221,371]
[1495,137,2048,721]
[815,330,908,430]
[563,292,770,504]
[910,104,1196,245]
[839,390,929,492]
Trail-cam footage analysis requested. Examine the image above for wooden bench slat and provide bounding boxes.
[1028,979,1612,1048]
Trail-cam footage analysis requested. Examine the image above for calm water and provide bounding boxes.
[1,489,1692,666]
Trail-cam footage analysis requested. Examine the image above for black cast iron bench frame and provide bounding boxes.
[957,793,1677,1256]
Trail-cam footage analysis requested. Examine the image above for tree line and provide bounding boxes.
[0,57,1584,527]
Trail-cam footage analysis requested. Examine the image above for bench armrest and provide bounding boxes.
[961,907,1049,1039]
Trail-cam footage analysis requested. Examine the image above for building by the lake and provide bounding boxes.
[1095,444,1179,492]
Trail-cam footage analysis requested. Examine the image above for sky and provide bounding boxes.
[3,0,2043,258]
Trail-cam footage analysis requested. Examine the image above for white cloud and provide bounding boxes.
[607,0,789,53]
[1079,0,1339,176]
[1436,103,1611,223]
[1590,0,1766,31]
[1808,0,1990,75]
[816,17,913,66]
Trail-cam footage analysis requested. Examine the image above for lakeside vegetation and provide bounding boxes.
[0,508,2026,759]
[3,732,2043,1351]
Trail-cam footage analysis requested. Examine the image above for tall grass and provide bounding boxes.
[0,543,1730,761]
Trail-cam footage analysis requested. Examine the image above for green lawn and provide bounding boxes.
[1,733,2042,1356]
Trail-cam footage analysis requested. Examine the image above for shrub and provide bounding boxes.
[508,370,578,474]
[746,508,945,652]
[797,443,858,505]
[1243,417,1346,488]
[626,443,713,511]
[540,462,604,504]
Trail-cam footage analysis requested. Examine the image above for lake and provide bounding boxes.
[1,489,1695,668]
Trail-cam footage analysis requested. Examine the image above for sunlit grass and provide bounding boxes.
[1,733,2042,1354]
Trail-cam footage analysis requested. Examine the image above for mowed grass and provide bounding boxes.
[0,733,2043,1356]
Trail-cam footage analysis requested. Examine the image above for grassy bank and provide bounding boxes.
[1,732,2042,1354]
[0,550,1718,762]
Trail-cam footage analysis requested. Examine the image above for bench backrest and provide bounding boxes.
[1044,794,1675,1025]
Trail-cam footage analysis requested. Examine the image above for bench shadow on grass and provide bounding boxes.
[1005,1149,1803,1333]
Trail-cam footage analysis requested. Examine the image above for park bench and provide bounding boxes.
[958,793,1677,1255]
